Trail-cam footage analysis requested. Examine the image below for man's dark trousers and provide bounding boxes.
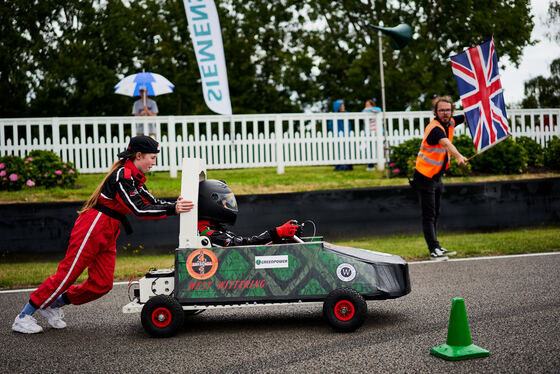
[415,176,443,250]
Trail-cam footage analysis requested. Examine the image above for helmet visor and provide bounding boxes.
[218,192,238,211]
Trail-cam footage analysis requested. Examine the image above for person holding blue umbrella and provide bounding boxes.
[114,71,174,138]
[132,86,158,137]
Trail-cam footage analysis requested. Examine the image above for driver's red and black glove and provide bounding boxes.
[276,220,299,238]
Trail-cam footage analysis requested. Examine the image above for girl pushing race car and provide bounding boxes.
[12,136,194,334]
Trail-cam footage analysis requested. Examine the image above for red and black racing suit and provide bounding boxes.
[29,160,176,309]
[198,220,283,247]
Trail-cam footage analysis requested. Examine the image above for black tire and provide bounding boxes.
[323,288,367,332]
[141,295,184,338]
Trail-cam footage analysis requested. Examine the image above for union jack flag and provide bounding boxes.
[450,37,510,153]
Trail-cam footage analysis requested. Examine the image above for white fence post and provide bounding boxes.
[275,115,284,174]
[375,112,384,170]
[168,116,178,178]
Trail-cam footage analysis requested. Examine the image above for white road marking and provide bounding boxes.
[409,251,560,264]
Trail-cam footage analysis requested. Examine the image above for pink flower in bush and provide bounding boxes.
[24,160,29,164]
[9,173,18,181]
[0,170,5,177]
[389,162,395,167]
[26,180,35,187]
[55,170,62,175]
[2,177,6,181]
[27,157,33,162]
[393,168,400,174]
[69,169,75,174]
[0,163,5,169]
[44,173,48,177]
[63,164,67,168]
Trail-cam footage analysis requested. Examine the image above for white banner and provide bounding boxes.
[183,0,232,115]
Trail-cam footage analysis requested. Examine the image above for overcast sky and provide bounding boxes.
[500,0,559,105]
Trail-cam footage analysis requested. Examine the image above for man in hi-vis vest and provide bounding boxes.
[412,96,468,261]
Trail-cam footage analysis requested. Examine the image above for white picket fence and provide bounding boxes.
[1,109,558,176]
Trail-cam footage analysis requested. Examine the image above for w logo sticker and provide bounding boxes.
[336,263,356,282]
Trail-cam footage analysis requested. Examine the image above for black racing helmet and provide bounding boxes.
[198,179,238,225]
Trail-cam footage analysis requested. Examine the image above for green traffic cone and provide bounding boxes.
[430,298,490,361]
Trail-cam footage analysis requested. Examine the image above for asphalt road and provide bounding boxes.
[1,253,559,373]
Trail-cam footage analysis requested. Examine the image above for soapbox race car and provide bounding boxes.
[122,159,410,338]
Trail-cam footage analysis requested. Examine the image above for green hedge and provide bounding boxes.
[544,136,560,170]
[389,134,535,177]
[515,136,544,167]
[389,138,421,178]
[0,155,27,190]
[470,137,528,174]
[447,135,475,176]
[0,150,78,191]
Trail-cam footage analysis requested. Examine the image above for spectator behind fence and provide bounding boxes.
[132,86,158,138]
[328,100,352,171]
[362,99,382,171]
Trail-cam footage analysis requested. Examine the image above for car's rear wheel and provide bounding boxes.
[141,295,184,338]
[323,288,367,332]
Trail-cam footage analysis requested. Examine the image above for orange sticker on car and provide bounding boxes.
[186,249,219,280]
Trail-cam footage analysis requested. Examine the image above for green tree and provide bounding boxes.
[521,1,560,109]
[521,58,560,108]
[298,0,534,111]
[545,0,560,43]
[27,1,140,116]
[0,0,77,117]
[1,0,535,117]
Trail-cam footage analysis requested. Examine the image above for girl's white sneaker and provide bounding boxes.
[39,307,67,329]
[12,314,43,334]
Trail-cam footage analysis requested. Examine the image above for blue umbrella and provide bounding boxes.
[114,72,174,98]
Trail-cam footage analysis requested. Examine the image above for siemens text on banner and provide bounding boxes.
[183,0,232,115]
[450,37,510,153]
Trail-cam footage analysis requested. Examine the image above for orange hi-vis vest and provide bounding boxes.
[415,118,455,178]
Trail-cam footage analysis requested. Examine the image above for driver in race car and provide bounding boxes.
[197,179,300,247]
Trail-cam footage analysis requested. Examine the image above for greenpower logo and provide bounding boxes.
[255,255,289,269]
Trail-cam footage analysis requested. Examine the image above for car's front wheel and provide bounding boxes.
[141,295,184,338]
[323,288,367,332]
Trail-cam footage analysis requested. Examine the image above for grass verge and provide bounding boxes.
[336,225,560,261]
[1,165,558,203]
[1,226,558,289]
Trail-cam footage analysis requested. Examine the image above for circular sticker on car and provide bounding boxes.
[186,249,218,280]
[336,263,356,282]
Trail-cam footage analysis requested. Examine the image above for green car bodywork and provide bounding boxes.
[174,238,410,305]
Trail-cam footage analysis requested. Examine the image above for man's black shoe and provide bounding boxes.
[436,247,456,256]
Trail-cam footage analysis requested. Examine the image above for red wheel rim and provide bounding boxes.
[334,300,355,321]
[151,307,172,328]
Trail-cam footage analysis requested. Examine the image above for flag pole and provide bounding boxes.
[377,25,390,179]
